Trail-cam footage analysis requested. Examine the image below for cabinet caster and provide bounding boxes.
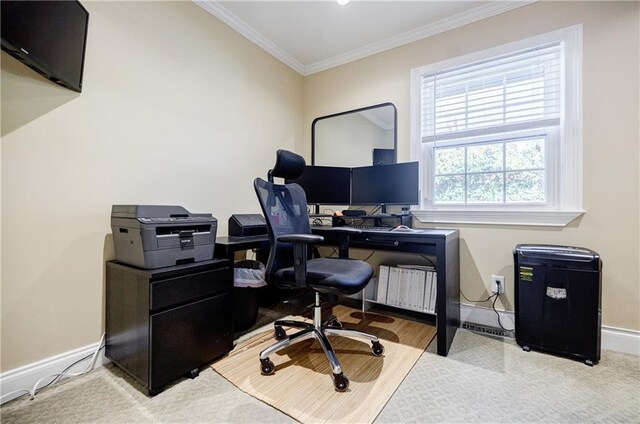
[148,387,163,396]
[522,345,530,352]
[371,341,385,357]
[189,368,200,379]
[585,359,594,367]
[333,373,349,392]
[274,326,287,340]
[260,358,275,375]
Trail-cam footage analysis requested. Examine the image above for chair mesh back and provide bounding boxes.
[254,177,312,283]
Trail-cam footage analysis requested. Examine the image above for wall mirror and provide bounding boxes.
[312,102,397,167]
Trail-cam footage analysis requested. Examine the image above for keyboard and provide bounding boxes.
[341,225,392,232]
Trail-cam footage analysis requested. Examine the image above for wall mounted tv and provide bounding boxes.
[1,1,89,92]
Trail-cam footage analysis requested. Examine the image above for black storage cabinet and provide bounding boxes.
[514,245,602,365]
[106,259,234,395]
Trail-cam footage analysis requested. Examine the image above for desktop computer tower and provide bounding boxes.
[514,244,602,366]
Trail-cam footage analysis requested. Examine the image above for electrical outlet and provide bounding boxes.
[492,275,505,295]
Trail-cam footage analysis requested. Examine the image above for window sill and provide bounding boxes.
[412,209,585,227]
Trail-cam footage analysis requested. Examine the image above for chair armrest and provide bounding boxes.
[275,234,323,286]
[277,234,324,244]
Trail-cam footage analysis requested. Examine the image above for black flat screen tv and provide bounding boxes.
[352,162,420,206]
[286,166,351,205]
[1,1,89,92]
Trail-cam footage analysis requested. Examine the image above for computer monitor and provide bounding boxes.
[351,162,419,206]
[372,148,395,165]
[286,165,351,205]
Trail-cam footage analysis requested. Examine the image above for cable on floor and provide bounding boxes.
[492,294,515,331]
[0,332,106,404]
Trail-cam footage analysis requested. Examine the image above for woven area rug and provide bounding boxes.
[211,304,436,423]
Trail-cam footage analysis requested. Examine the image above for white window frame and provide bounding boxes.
[410,25,584,227]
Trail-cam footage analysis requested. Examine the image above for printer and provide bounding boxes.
[111,205,217,269]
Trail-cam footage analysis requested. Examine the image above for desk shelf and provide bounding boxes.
[362,297,437,316]
[363,264,438,315]
[313,226,459,357]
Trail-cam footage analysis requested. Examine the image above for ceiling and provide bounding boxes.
[195,0,533,76]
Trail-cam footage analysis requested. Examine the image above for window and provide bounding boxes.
[410,26,584,226]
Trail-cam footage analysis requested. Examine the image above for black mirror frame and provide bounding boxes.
[311,102,398,166]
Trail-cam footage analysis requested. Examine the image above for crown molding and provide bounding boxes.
[194,0,306,75]
[304,0,536,75]
[195,0,535,77]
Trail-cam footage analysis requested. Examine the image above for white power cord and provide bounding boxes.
[1,332,106,404]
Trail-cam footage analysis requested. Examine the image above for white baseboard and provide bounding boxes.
[460,302,640,356]
[600,325,640,356]
[460,302,515,331]
[0,342,109,405]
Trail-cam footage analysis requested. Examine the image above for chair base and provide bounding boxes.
[259,293,384,392]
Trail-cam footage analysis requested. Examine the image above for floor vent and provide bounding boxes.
[462,322,515,338]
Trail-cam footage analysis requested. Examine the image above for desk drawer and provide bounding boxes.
[150,292,233,389]
[151,268,231,311]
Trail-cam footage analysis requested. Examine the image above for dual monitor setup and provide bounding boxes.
[286,162,419,211]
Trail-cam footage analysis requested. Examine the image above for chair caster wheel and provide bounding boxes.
[326,315,342,328]
[333,373,349,392]
[274,326,287,340]
[260,358,275,375]
[523,345,530,352]
[372,341,385,357]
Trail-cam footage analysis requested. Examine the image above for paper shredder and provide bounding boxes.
[514,244,602,366]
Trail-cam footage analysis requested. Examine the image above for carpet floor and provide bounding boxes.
[1,314,639,423]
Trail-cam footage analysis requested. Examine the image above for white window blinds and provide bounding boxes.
[421,43,561,143]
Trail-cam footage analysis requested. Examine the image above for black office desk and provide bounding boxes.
[311,226,460,357]
[215,228,460,357]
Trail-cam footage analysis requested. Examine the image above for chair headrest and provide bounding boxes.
[268,149,306,182]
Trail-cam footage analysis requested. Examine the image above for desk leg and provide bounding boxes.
[337,234,350,258]
[436,237,460,356]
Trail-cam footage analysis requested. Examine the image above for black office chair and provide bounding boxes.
[254,149,384,392]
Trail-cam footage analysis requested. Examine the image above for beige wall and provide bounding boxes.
[1,2,303,371]
[302,2,640,331]
[1,1,638,373]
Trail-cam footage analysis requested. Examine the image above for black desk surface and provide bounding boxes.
[215,235,270,257]
[311,225,457,238]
